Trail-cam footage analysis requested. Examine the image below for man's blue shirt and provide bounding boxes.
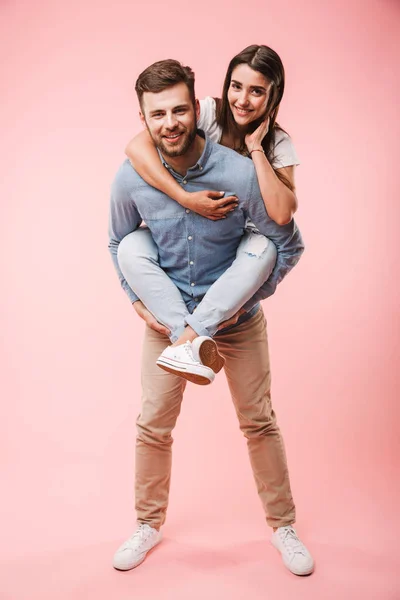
[108,134,304,327]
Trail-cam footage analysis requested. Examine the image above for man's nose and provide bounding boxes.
[165,113,178,129]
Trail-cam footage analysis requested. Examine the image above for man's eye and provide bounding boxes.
[175,109,186,114]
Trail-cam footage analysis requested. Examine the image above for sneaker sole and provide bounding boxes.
[290,565,314,576]
[283,562,314,576]
[156,361,213,385]
[198,339,225,373]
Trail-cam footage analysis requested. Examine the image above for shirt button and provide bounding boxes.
[189,260,194,265]
[191,282,195,287]
[188,235,192,240]
[183,180,187,184]
[199,166,203,171]
[194,297,199,301]
[186,209,190,213]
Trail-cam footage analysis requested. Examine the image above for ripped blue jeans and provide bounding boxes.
[117,228,277,342]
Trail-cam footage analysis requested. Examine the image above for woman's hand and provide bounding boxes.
[245,117,270,153]
[183,191,238,221]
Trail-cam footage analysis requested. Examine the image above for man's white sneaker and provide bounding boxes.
[271,526,314,576]
[156,341,215,385]
[113,523,162,571]
[191,336,225,373]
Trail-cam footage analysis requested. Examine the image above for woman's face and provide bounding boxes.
[227,64,271,128]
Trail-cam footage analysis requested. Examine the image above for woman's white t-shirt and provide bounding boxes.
[197,96,300,168]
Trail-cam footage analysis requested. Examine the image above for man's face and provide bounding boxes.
[140,82,199,157]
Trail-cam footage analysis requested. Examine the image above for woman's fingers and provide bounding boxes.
[213,195,238,208]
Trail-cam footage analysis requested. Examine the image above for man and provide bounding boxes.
[108,59,314,576]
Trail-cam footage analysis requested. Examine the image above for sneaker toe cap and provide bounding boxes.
[113,548,139,570]
[287,553,314,575]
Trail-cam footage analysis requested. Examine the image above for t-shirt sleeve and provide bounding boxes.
[197,97,215,131]
[197,97,221,142]
[271,129,300,168]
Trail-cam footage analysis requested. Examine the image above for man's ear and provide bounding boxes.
[195,99,200,122]
[139,110,146,128]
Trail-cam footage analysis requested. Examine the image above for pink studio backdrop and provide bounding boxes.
[1,0,399,599]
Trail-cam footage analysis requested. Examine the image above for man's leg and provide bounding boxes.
[113,325,186,571]
[215,310,314,575]
[135,325,187,528]
[215,309,296,528]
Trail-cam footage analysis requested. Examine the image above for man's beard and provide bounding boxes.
[153,125,197,158]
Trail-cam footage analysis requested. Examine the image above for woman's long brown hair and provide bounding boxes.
[216,45,294,192]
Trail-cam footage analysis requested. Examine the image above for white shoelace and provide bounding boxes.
[278,526,307,557]
[123,524,153,550]
[182,341,200,364]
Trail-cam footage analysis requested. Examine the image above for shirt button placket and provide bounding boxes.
[188,235,195,297]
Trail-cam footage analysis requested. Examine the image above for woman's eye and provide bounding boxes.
[252,89,262,96]
[231,83,240,90]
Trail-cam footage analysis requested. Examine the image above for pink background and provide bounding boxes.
[1,0,399,598]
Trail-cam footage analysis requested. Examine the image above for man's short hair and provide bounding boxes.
[135,59,195,109]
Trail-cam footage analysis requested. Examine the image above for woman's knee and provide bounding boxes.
[117,229,158,270]
[237,233,278,281]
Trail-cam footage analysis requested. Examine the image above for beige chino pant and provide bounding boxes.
[135,308,296,529]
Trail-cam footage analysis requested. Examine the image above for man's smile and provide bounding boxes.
[163,132,184,142]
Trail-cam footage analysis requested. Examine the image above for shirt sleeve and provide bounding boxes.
[271,129,300,169]
[108,164,143,303]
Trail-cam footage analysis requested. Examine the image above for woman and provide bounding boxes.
[120,45,300,380]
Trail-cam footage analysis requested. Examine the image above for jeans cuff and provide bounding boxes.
[184,314,210,337]
[169,324,186,344]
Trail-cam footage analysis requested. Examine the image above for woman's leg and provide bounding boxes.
[117,228,190,343]
[185,232,277,337]
[118,228,276,345]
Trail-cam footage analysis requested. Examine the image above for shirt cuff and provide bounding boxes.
[122,283,140,304]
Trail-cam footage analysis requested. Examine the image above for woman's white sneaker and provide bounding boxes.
[191,336,225,373]
[113,523,162,571]
[271,526,314,576]
[156,341,215,385]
